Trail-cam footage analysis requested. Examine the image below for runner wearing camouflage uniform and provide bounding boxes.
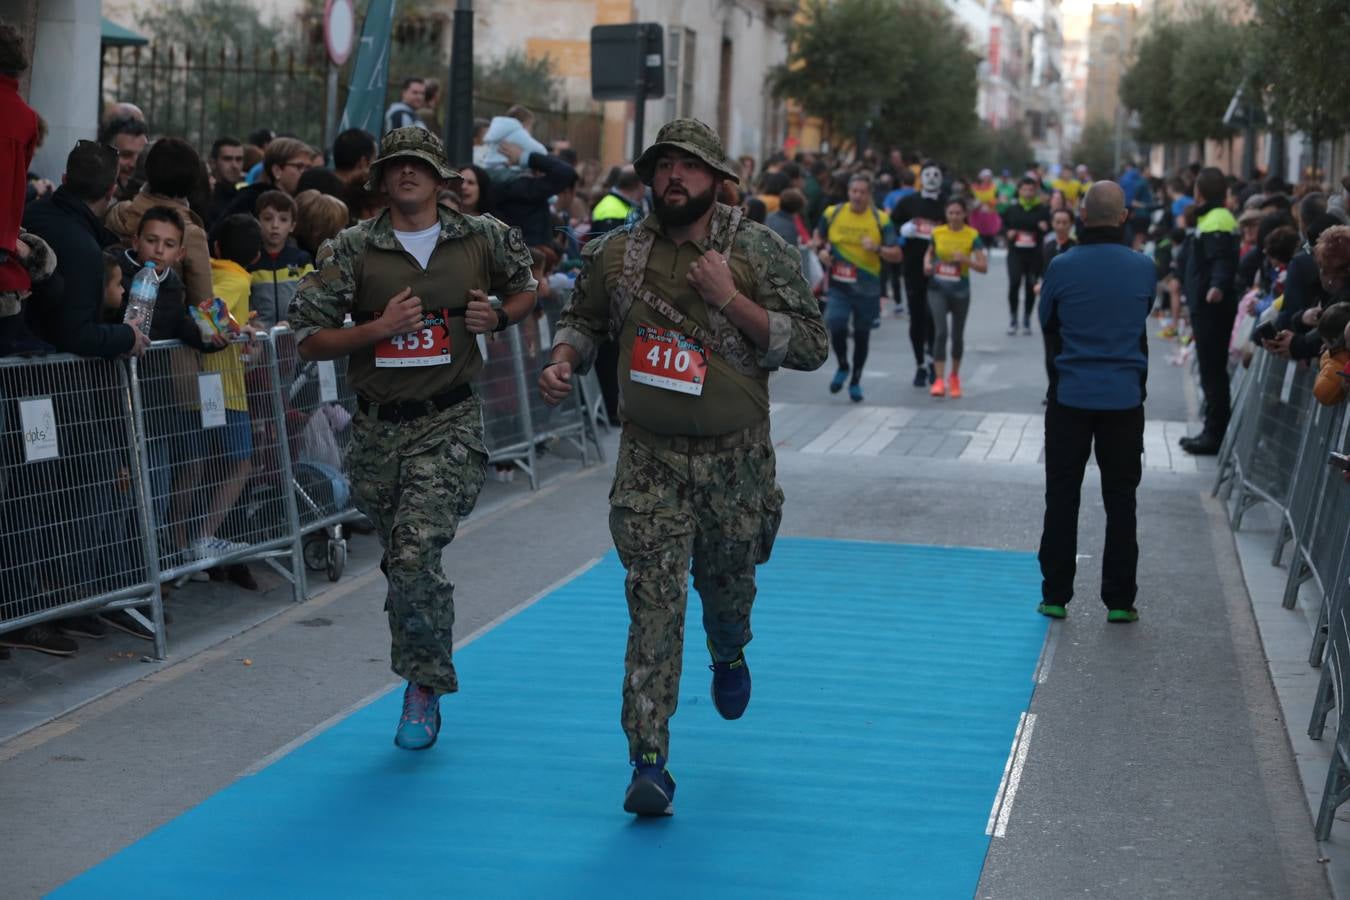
[539,119,827,816]
[289,128,537,751]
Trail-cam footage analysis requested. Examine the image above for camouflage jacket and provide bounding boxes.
[288,205,537,345]
[555,203,827,375]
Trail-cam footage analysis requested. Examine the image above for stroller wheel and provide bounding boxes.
[327,539,347,582]
[303,536,328,572]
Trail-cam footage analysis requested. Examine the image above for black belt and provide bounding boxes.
[357,383,473,423]
[622,419,771,454]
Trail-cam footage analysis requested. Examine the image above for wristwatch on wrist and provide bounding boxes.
[493,307,510,332]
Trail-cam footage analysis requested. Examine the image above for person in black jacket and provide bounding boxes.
[491,140,577,249]
[1266,213,1341,364]
[22,140,148,360]
[1003,176,1051,335]
[10,141,153,648]
[1179,167,1240,455]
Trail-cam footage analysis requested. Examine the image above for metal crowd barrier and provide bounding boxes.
[0,353,166,658]
[1224,355,1317,531]
[1218,347,1350,837]
[131,333,307,601]
[1,319,596,658]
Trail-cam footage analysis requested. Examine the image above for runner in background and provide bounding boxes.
[924,196,987,399]
[1003,176,1051,335]
[893,161,947,387]
[1039,207,1078,398]
[969,169,1003,251]
[1052,165,1083,209]
[883,169,917,316]
[815,173,901,402]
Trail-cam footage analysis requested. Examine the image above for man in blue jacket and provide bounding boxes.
[1037,181,1155,624]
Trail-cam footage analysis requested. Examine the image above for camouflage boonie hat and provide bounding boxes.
[633,118,740,186]
[366,127,460,191]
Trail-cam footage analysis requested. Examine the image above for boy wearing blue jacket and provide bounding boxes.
[248,190,312,329]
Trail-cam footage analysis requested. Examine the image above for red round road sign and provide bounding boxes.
[324,0,355,66]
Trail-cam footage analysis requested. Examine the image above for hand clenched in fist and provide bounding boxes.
[687,250,737,308]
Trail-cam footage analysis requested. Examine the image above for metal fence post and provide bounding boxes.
[125,356,168,659]
[506,325,539,490]
[261,332,309,602]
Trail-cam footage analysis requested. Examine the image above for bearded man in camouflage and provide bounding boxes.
[539,119,827,816]
[289,127,536,751]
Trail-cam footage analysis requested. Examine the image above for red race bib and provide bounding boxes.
[934,261,962,282]
[374,308,453,368]
[1014,230,1037,249]
[630,324,707,396]
[830,260,858,284]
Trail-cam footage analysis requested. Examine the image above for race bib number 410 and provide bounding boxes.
[375,308,453,368]
[630,324,708,396]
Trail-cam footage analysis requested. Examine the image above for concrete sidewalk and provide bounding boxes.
[0,260,1335,898]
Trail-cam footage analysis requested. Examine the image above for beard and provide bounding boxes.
[653,183,716,227]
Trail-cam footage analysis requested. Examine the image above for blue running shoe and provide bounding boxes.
[848,383,863,403]
[624,752,676,817]
[393,682,441,750]
[829,367,849,394]
[709,646,751,720]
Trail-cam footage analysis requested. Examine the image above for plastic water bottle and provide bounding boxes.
[124,260,158,335]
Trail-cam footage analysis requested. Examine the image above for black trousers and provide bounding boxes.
[1007,250,1042,322]
[1038,401,1144,610]
[1189,300,1238,438]
[902,266,934,366]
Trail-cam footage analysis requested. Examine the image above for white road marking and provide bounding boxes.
[1033,624,1060,685]
[987,711,1038,837]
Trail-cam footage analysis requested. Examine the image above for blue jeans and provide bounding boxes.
[825,284,881,380]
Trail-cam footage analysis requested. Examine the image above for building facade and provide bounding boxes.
[474,0,795,166]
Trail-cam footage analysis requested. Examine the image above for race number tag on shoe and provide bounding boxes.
[375,308,453,368]
[934,261,962,282]
[630,324,707,396]
[830,260,858,284]
[1014,230,1038,249]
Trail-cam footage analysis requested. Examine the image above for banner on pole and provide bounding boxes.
[338,0,397,137]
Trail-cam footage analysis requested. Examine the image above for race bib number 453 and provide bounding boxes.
[630,324,707,396]
[375,308,453,368]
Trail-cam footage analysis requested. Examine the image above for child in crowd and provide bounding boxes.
[102,251,124,321]
[249,190,313,330]
[112,208,227,588]
[479,104,548,182]
[1313,302,1350,406]
[115,207,213,347]
[178,213,261,563]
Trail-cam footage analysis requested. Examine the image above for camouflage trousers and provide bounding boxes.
[609,422,784,760]
[347,397,487,695]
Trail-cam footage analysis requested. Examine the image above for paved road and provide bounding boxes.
[0,254,1330,897]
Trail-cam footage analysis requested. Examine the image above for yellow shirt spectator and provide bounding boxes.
[207,258,251,412]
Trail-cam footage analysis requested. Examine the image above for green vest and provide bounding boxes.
[592,192,634,223]
[349,235,496,404]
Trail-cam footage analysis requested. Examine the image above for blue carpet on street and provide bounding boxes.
[52,538,1046,899]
